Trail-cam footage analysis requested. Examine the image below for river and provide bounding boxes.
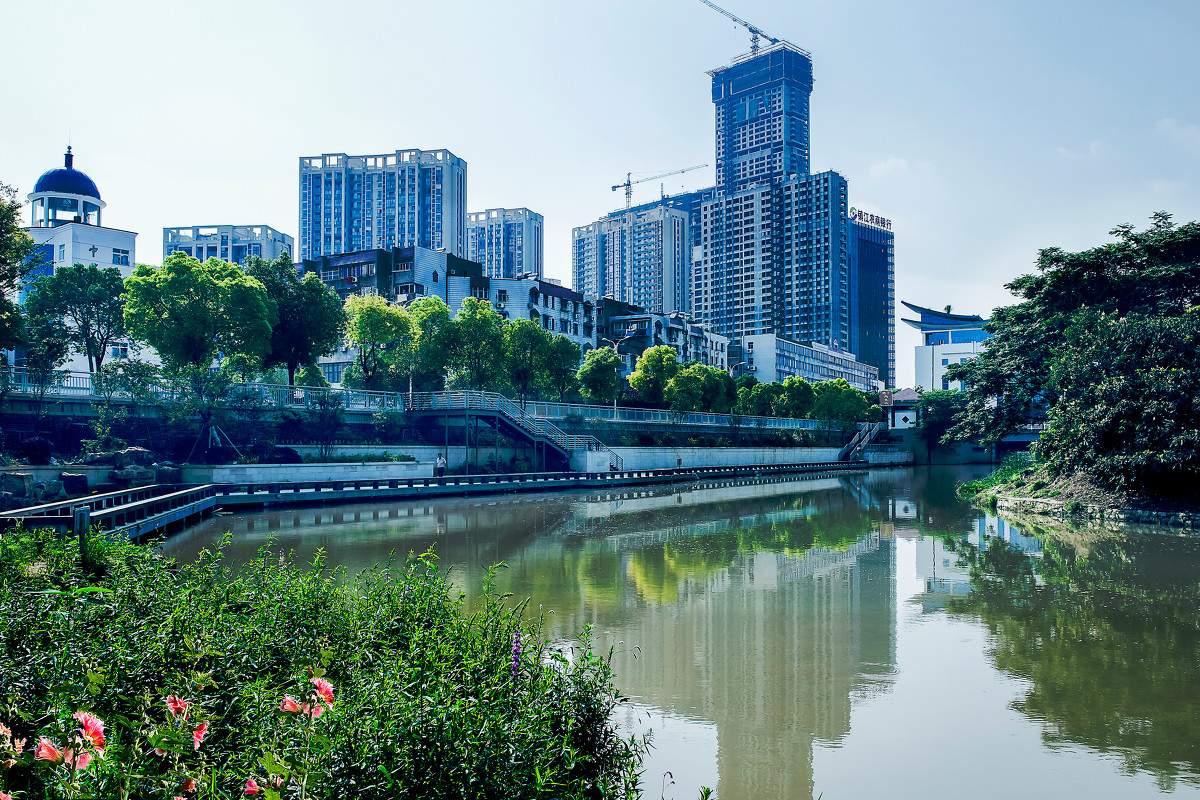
[159,465,1200,800]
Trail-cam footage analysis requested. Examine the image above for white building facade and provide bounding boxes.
[741,334,881,392]
[900,302,991,392]
[298,150,467,260]
[465,207,543,279]
[163,225,293,265]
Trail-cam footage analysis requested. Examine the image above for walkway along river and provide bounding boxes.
[160,465,1200,800]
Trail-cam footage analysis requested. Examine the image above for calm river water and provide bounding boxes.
[160,466,1200,800]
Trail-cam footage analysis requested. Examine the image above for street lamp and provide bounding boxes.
[727,360,747,377]
[601,328,638,414]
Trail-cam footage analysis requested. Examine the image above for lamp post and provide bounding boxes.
[601,329,638,415]
[728,360,747,377]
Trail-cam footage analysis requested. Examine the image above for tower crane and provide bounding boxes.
[612,164,707,209]
[695,0,780,56]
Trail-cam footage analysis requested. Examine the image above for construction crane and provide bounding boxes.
[612,164,707,209]
[695,0,780,56]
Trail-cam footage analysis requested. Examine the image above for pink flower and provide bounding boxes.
[73,711,106,751]
[280,695,302,713]
[244,777,260,796]
[181,777,197,792]
[307,704,325,719]
[174,796,187,800]
[0,723,9,738]
[311,677,334,705]
[11,738,23,755]
[166,696,190,719]
[0,790,12,800]
[1,759,14,769]
[63,748,91,772]
[154,746,170,757]
[192,722,208,750]
[35,737,63,763]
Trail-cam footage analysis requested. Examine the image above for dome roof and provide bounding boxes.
[33,147,101,200]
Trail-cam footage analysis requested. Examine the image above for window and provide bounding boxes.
[111,344,129,360]
[57,244,65,261]
[112,248,130,266]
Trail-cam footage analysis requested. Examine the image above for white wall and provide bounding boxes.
[609,446,841,471]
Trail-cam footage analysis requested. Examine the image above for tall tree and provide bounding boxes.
[407,296,454,392]
[947,212,1200,444]
[913,389,968,463]
[449,298,506,390]
[342,293,411,388]
[543,335,582,401]
[577,347,621,405]
[245,254,345,385]
[504,318,551,405]
[124,252,276,370]
[665,364,707,412]
[0,183,38,350]
[628,345,680,407]
[17,310,70,422]
[811,379,870,429]
[25,263,126,372]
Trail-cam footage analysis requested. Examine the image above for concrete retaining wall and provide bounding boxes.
[995,495,1200,530]
[608,446,841,471]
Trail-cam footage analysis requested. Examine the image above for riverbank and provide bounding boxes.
[960,457,1200,530]
[0,525,645,799]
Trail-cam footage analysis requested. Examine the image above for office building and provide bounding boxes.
[741,334,880,392]
[465,207,543,279]
[163,225,293,265]
[849,211,895,387]
[298,149,467,261]
[900,301,990,391]
[572,198,692,314]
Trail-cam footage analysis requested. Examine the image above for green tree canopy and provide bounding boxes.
[776,376,816,419]
[504,317,551,405]
[245,254,345,385]
[543,335,582,402]
[448,297,506,390]
[342,293,411,388]
[0,183,37,350]
[577,347,621,405]
[811,379,870,429]
[628,345,680,407]
[124,252,276,370]
[913,389,968,461]
[25,263,127,372]
[17,309,70,420]
[406,296,454,392]
[947,212,1200,445]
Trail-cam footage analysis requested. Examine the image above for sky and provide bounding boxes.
[4,0,1199,387]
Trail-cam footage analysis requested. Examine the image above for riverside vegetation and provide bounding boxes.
[0,525,647,799]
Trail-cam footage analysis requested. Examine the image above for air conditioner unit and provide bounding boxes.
[748,366,757,372]
[496,302,505,309]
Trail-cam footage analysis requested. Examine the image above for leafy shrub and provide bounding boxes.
[20,435,53,465]
[372,410,406,443]
[0,527,646,799]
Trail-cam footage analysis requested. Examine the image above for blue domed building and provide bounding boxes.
[23,148,138,289]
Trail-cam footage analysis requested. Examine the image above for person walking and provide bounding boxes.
[435,453,447,478]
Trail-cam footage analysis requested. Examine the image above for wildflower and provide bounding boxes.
[181,777,197,792]
[63,748,91,772]
[311,677,334,705]
[166,696,191,719]
[306,704,325,719]
[73,711,106,752]
[0,723,9,739]
[35,737,64,763]
[0,790,12,800]
[1,759,13,769]
[280,695,303,713]
[192,722,208,750]
[11,738,24,755]
[244,777,261,796]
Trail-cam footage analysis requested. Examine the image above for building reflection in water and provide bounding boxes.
[161,473,901,800]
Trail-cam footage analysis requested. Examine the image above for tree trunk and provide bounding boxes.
[288,363,297,386]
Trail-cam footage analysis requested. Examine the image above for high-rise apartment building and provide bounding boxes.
[297,149,467,260]
[849,211,896,387]
[465,207,543,279]
[163,225,293,265]
[571,197,692,314]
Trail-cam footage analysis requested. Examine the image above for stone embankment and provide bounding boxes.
[995,495,1200,530]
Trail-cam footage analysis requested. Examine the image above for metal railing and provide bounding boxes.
[521,399,824,431]
[838,421,886,461]
[2,370,624,470]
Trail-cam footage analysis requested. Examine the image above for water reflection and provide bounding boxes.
[158,466,1200,799]
[942,516,1200,791]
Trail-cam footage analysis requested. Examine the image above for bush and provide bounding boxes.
[373,410,407,443]
[20,435,53,465]
[0,527,646,799]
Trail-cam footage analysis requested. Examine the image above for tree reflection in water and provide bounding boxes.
[945,522,1200,791]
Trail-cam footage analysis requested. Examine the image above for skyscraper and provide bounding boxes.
[465,207,544,279]
[571,198,691,314]
[297,149,467,260]
[849,211,896,387]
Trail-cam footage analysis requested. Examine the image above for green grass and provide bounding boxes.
[956,452,1036,499]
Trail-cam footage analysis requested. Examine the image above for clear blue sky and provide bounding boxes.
[4,0,1198,386]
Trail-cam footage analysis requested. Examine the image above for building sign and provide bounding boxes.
[879,390,894,407]
[849,207,892,231]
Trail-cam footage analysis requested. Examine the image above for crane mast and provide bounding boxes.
[612,164,707,209]
[695,0,780,56]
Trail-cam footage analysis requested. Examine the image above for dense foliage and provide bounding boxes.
[0,182,37,351]
[0,527,646,799]
[24,263,127,373]
[946,213,1200,492]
